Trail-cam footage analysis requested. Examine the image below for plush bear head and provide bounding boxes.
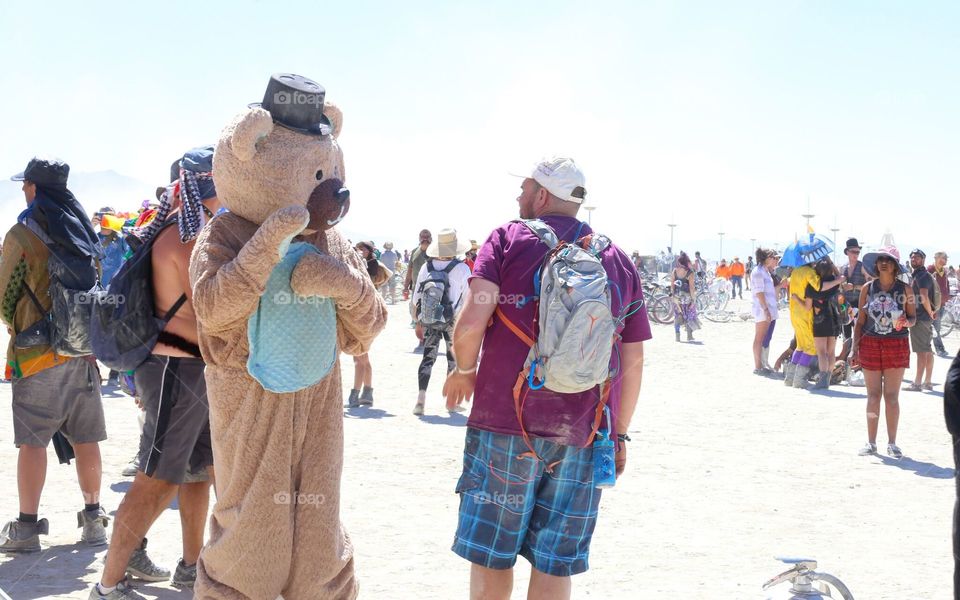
[213,103,348,231]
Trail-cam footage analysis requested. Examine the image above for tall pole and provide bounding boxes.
[830,226,840,263]
[718,232,725,260]
[667,223,677,253]
[801,196,815,232]
[583,206,596,226]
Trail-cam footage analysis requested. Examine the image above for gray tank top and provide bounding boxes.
[863,279,909,338]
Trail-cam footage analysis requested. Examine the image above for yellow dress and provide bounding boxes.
[789,265,820,361]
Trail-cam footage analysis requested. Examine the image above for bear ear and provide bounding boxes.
[228,108,274,162]
[324,102,343,139]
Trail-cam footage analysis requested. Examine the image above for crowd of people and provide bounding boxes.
[0,140,956,599]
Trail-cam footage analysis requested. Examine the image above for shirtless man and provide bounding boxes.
[91,147,219,599]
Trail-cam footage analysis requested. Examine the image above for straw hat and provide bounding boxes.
[427,228,470,258]
[383,241,394,250]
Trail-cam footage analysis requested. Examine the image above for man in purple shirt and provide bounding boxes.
[443,157,651,599]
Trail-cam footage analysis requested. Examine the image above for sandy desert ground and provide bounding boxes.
[0,297,957,599]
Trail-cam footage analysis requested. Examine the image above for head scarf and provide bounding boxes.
[23,183,102,259]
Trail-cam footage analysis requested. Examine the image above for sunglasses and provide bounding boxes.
[848,249,861,255]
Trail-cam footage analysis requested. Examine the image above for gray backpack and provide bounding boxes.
[416,260,460,330]
[519,219,616,394]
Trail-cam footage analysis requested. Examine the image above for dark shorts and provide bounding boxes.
[136,355,212,484]
[860,335,910,371]
[910,320,933,354]
[452,428,602,577]
[11,358,106,447]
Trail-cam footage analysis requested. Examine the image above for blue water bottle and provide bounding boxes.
[593,406,616,489]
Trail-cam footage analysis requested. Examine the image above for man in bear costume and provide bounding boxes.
[189,74,386,599]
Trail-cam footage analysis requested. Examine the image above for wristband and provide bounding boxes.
[455,364,477,375]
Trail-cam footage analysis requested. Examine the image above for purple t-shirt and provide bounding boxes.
[469,216,652,447]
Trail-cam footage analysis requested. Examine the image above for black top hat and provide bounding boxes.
[843,238,862,254]
[11,157,70,188]
[250,73,332,137]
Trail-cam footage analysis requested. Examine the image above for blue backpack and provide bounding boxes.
[90,221,186,371]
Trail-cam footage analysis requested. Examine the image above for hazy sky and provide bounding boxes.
[1,0,956,260]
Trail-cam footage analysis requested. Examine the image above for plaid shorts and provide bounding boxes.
[860,334,910,371]
[452,427,602,576]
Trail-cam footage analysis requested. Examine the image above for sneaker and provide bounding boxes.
[121,455,139,477]
[904,382,922,392]
[413,401,425,416]
[172,559,197,588]
[0,518,49,553]
[753,368,772,376]
[78,507,109,546]
[88,577,146,599]
[887,443,903,459]
[126,538,171,582]
[922,382,934,391]
[858,442,878,456]
[937,349,951,358]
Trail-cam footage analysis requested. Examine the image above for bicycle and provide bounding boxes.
[940,296,959,338]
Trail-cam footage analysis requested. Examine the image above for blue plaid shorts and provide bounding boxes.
[451,427,602,576]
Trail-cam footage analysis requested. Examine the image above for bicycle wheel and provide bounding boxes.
[942,310,955,338]
[649,296,675,325]
[696,294,709,313]
[703,309,732,323]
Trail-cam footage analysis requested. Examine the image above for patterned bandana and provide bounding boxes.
[177,168,215,243]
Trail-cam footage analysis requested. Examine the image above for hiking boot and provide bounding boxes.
[858,442,877,456]
[345,389,360,408]
[172,559,197,588]
[78,506,109,546]
[0,518,49,553]
[675,329,681,342]
[686,329,694,342]
[812,371,830,389]
[88,577,146,599]
[359,387,374,407]
[887,443,903,459]
[121,455,139,477]
[126,537,171,582]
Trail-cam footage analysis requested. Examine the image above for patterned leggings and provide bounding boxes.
[419,328,454,391]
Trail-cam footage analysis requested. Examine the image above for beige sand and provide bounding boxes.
[0,299,955,599]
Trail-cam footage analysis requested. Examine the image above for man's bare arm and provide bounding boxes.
[616,341,644,435]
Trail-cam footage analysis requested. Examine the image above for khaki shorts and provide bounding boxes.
[910,320,933,353]
[12,358,106,447]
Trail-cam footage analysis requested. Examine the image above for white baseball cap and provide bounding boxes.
[513,156,587,204]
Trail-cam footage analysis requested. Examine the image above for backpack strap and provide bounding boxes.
[518,219,560,249]
[20,282,48,317]
[441,259,459,273]
[162,294,188,324]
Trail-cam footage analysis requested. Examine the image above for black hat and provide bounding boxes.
[843,238,862,254]
[250,73,332,137]
[11,157,70,188]
[910,248,926,259]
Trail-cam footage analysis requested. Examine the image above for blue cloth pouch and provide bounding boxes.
[247,241,338,393]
